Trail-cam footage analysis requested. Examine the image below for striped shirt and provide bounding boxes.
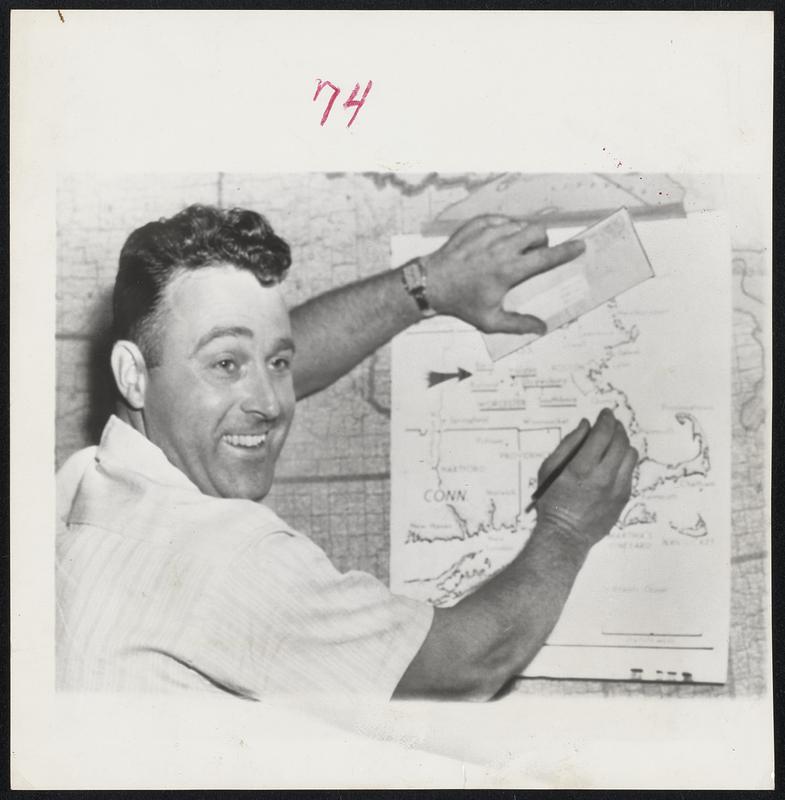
[56,416,433,700]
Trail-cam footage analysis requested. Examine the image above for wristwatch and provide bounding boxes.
[400,257,437,318]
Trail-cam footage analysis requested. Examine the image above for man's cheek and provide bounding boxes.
[186,388,230,423]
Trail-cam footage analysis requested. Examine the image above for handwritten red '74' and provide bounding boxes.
[313,80,373,127]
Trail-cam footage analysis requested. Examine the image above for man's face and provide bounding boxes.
[141,264,296,501]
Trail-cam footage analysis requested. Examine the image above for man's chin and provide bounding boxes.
[212,472,274,503]
[226,483,273,503]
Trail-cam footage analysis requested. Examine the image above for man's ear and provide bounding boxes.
[110,340,148,410]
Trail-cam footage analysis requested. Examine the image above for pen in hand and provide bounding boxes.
[525,419,591,513]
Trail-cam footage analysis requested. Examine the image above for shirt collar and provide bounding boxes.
[97,415,199,493]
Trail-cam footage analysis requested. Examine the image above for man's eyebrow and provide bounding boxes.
[272,336,296,354]
[191,325,254,356]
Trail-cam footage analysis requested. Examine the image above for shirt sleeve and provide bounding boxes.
[186,530,434,701]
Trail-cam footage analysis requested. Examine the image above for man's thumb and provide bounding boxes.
[486,310,546,336]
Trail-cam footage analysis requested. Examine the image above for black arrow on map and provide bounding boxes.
[427,367,473,388]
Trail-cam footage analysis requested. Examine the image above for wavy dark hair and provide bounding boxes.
[113,204,291,365]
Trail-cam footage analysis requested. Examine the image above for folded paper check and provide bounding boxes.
[483,207,655,361]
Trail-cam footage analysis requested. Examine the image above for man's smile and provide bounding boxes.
[222,432,270,449]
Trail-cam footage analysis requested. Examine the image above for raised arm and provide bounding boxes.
[393,409,638,700]
[290,216,585,399]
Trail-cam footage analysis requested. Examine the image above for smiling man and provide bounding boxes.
[116,266,296,503]
[56,204,636,700]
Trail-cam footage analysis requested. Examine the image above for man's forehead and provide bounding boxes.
[165,264,286,310]
[160,264,290,339]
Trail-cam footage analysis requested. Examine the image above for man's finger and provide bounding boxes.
[512,239,586,283]
[600,421,630,473]
[540,418,590,477]
[483,310,546,336]
[613,447,639,495]
[447,215,521,248]
[571,408,617,471]
[493,223,548,256]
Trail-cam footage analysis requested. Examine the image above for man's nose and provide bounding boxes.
[239,366,282,419]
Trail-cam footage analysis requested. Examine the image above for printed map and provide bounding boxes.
[390,212,734,682]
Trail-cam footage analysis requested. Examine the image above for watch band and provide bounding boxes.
[400,257,437,318]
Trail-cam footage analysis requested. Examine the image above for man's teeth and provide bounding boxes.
[223,433,267,448]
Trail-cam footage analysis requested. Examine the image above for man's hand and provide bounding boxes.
[396,409,638,698]
[394,409,639,700]
[535,409,638,548]
[423,215,586,335]
[290,213,585,399]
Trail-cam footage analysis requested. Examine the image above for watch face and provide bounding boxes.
[402,259,435,316]
[414,288,436,316]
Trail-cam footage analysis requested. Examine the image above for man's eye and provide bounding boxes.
[270,356,292,372]
[214,358,237,373]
